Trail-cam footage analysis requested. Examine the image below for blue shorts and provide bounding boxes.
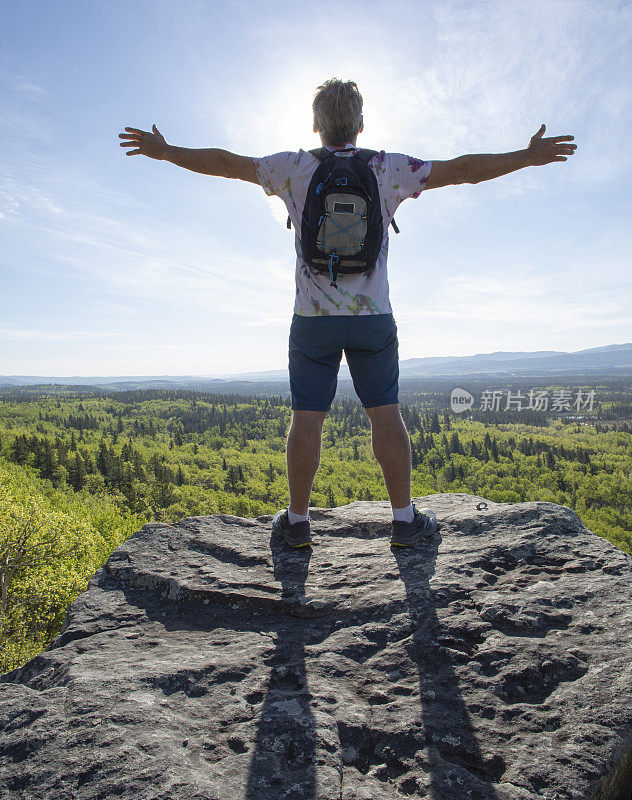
[288,313,399,412]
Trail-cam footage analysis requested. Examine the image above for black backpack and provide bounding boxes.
[286,147,399,288]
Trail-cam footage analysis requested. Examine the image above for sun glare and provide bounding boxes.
[249,62,423,228]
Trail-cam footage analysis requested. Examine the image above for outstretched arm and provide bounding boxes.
[424,124,577,190]
[118,124,259,183]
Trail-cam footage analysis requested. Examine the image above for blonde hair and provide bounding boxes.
[312,78,363,146]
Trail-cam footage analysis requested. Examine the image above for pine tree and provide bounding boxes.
[152,477,175,508]
[450,431,463,455]
[68,453,87,491]
[11,435,29,466]
[96,440,109,477]
[39,438,57,480]
[225,465,238,492]
[124,478,146,515]
[326,486,335,507]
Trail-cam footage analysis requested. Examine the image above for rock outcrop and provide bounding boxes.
[2,493,632,800]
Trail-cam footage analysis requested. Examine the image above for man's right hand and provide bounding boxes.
[526,124,577,166]
[119,124,169,160]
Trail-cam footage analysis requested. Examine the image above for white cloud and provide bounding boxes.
[263,194,294,229]
[393,259,631,357]
[0,328,130,342]
[0,71,47,99]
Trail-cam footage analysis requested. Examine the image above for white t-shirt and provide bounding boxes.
[253,144,432,316]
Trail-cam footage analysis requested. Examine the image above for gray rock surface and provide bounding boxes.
[2,493,632,800]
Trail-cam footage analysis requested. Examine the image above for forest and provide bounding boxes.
[1,382,631,673]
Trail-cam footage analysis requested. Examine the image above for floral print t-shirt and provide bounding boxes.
[253,144,432,316]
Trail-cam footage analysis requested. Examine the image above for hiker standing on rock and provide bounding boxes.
[119,77,577,549]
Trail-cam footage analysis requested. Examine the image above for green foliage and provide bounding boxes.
[0,458,143,673]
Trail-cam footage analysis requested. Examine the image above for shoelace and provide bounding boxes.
[418,513,432,531]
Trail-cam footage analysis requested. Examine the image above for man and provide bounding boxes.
[119,77,576,549]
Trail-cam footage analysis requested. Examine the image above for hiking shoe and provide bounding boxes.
[390,504,438,547]
[272,508,313,548]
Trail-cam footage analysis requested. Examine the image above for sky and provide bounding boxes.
[1,0,631,377]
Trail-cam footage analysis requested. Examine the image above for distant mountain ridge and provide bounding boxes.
[1,343,631,390]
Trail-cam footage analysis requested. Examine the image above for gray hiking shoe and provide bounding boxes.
[272,508,313,548]
[390,504,438,547]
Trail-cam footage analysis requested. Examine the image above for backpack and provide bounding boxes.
[286,147,400,288]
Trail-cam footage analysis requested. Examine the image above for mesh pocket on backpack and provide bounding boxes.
[317,193,368,257]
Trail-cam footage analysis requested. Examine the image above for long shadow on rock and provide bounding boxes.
[393,536,504,800]
[245,536,317,800]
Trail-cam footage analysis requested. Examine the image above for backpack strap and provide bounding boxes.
[354,149,400,233]
[354,148,378,163]
[288,147,337,228]
[309,146,336,161]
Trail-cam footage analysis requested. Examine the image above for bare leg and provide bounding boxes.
[286,410,327,516]
[365,403,411,508]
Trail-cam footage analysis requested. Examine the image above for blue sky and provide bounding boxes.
[1,0,631,377]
